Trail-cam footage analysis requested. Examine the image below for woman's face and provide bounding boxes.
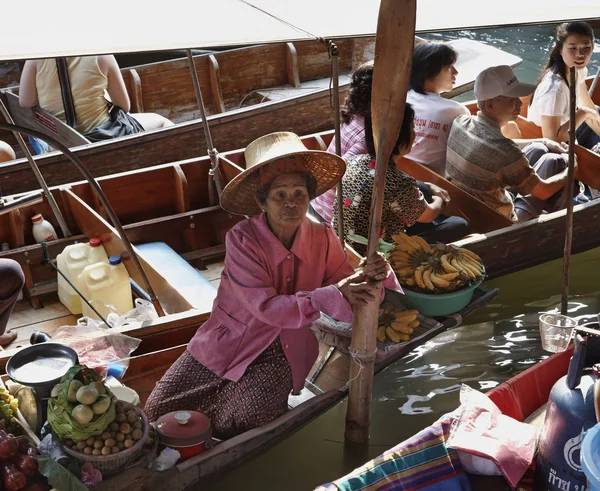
[429,64,458,93]
[261,173,310,235]
[560,34,594,70]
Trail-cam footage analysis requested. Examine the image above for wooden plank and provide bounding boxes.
[126,69,145,114]
[395,157,513,232]
[285,43,301,88]
[208,55,226,114]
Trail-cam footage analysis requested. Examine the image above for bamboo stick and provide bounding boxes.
[560,67,577,315]
[344,0,416,444]
[331,43,345,247]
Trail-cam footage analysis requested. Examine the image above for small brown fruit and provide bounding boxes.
[85,437,95,446]
[101,446,111,456]
[115,401,124,413]
[115,413,127,423]
[117,442,125,450]
[124,439,134,449]
[92,448,102,456]
[84,447,93,455]
[76,440,87,450]
[104,438,116,448]
[112,446,120,454]
[132,421,142,430]
[110,422,120,432]
[123,403,135,413]
[120,423,131,435]
[132,429,143,441]
[101,432,111,441]
[126,411,138,424]
[65,440,74,447]
[93,440,103,449]
[116,432,125,442]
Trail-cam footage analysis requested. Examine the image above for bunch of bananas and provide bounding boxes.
[377,304,420,344]
[389,232,485,294]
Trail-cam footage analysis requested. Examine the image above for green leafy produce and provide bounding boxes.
[47,365,115,442]
[37,456,87,491]
[0,387,19,434]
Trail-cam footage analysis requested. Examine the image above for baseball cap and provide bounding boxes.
[474,65,536,101]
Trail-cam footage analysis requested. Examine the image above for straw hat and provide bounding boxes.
[220,132,346,216]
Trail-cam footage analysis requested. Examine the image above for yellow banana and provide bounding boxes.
[459,254,483,276]
[410,235,432,253]
[459,248,482,263]
[394,312,418,323]
[423,267,435,291]
[454,257,476,279]
[414,266,426,288]
[391,322,414,334]
[430,271,450,288]
[377,326,387,343]
[437,272,460,281]
[392,262,411,270]
[395,267,416,278]
[384,306,395,315]
[386,326,409,343]
[408,319,420,328]
[390,250,411,261]
[392,233,420,253]
[441,254,459,273]
[404,277,416,287]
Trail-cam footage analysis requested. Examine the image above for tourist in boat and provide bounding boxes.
[405,41,470,176]
[446,65,571,222]
[145,132,400,438]
[333,103,470,256]
[19,56,173,141]
[0,140,15,162]
[0,259,24,346]
[528,22,600,152]
[310,61,371,223]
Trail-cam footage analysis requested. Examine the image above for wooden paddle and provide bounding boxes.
[344,0,416,444]
[395,157,512,232]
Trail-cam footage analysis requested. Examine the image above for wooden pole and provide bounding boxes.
[344,0,416,444]
[331,42,346,247]
[560,67,577,315]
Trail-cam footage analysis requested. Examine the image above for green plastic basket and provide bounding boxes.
[398,279,482,317]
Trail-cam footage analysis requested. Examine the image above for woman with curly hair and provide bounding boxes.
[310,61,373,223]
[528,22,600,152]
[404,41,469,176]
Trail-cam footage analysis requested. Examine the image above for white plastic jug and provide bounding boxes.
[57,238,109,314]
[78,256,133,320]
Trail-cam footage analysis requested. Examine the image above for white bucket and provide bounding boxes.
[78,256,133,320]
[57,239,108,314]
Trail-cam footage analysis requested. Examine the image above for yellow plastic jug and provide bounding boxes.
[78,256,133,320]
[57,238,108,314]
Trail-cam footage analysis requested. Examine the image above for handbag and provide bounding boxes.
[55,58,144,142]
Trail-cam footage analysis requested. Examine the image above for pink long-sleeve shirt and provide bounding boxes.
[188,213,400,393]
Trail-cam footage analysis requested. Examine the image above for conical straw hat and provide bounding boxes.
[220,132,346,216]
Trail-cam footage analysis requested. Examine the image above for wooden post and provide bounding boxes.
[560,67,577,315]
[330,42,345,247]
[344,0,416,444]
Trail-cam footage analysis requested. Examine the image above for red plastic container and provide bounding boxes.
[156,410,212,461]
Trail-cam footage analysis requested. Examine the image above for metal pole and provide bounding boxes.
[0,99,72,238]
[0,122,166,317]
[186,50,223,200]
[330,43,345,247]
[560,67,577,315]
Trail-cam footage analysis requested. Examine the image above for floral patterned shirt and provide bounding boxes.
[333,154,427,255]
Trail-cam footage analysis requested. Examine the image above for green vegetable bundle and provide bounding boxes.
[47,365,115,442]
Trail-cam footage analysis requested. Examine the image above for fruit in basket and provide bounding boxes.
[377,304,420,344]
[76,384,100,405]
[66,380,83,403]
[72,405,94,425]
[92,395,111,415]
[389,232,485,294]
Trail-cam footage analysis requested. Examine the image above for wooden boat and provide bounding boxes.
[315,342,575,490]
[0,37,521,195]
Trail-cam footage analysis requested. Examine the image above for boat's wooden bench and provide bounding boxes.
[136,241,217,311]
[255,74,352,103]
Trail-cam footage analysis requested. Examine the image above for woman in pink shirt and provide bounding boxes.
[145,132,400,438]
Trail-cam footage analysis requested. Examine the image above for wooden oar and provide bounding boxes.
[395,157,512,232]
[344,0,416,444]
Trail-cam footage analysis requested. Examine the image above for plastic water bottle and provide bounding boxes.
[31,214,57,243]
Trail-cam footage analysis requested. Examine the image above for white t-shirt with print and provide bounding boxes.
[528,67,588,127]
[405,90,470,176]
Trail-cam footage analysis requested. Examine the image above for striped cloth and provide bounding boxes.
[315,414,471,491]
[311,116,368,223]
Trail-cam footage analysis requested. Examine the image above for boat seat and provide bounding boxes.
[135,242,217,310]
[255,74,352,103]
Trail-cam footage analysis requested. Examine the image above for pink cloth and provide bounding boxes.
[188,213,400,393]
[311,116,368,223]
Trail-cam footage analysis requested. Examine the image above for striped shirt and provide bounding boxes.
[446,112,540,221]
[311,116,367,223]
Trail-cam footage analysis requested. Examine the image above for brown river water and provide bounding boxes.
[203,24,600,491]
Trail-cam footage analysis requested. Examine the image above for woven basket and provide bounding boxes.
[62,407,150,476]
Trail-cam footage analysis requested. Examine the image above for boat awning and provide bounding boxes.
[1,0,599,61]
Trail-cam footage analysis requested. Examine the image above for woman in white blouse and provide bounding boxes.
[528,22,600,151]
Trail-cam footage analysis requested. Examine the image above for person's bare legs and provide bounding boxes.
[131,113,174,131]
[0,259,24,346]
[0,140,15,163]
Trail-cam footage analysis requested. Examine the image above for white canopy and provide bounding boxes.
[1,0,599,61]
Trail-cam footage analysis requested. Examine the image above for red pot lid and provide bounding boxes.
[156,410,212,447]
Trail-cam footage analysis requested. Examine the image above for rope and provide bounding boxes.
[341,347,378,391]
[239,0,320,40]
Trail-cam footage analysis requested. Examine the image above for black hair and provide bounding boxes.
[255,171,318,204]
[531,22,595,103]
[410,42,458,94]
[341,61,374,124]
[364,103,415,158]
